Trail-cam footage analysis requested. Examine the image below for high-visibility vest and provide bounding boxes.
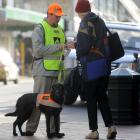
[41,20,65,70]
[37,93,61,108]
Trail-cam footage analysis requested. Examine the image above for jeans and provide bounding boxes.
[85,76,113,130]
[26,76,58,133]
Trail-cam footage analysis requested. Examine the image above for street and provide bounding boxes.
[0,77,34,123]
[1,0,140,139]
[0,78,140,140]
[0,77,88,124]
[0,77,108,139]
[0,77,91,139]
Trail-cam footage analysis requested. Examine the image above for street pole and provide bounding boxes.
[20,40,25,77]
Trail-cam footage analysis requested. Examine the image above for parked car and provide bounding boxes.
[106,22,140,70]
[0,48,19,85]
[64,22,140,105]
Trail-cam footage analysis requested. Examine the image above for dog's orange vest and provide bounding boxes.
[37,93,61,108]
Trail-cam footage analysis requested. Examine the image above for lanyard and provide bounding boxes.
[57,47,66,84]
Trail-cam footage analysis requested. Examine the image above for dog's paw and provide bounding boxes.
[21,132,26,136]
[55,133,65,138]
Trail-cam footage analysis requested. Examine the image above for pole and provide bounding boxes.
[20,40,25,76]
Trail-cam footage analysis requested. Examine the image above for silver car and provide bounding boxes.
[106,22,140,71]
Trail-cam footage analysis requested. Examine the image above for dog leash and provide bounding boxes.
[57,46,67,84]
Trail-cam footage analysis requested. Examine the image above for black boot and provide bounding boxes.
[55,132,65,138]
[25,131,34,136]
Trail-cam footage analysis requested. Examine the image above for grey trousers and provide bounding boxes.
[26,76,58,133]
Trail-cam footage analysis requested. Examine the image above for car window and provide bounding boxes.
[108,28,140,50]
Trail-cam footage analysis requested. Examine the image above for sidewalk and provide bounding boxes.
[1,112,140,140]
[0,77,140,140]
[19,76,33,83]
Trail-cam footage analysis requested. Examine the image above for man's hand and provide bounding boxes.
[66,41,75,49]
[59,41,75,51]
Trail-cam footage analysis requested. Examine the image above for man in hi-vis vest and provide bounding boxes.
[25,3,74,137]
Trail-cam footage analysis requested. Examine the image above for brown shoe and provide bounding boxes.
[85,131,99,139]
[107,126,117,139]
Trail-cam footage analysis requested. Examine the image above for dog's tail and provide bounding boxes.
[5,111,17,117]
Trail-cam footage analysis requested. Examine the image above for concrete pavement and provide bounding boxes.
[0,77,140,140]
[1,110,140,140]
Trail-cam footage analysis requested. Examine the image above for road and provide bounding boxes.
[0,77,93,137]
[1,78,140,139]
[0,78,33,123]
[0,77,90,124]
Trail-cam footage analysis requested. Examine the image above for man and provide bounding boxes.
[75,0,117,139]
[25,3,73,138]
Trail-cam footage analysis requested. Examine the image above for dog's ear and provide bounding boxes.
[52,83,64,91]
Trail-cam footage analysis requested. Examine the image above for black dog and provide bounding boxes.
[5,83,65,139]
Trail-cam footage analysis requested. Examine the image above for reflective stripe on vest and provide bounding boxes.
[37,93,61,108]
[41,20,65,70]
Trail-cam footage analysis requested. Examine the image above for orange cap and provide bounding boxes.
[47,3,64,16]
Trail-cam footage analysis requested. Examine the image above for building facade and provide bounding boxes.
[12,0,74,31]
[1,0,140,76]
[93,0,140,23]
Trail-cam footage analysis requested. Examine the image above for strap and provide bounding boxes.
[33,57,43,61]
[57,47,65,84]
[44,56,62,60]
[58,69,65,83]
[90,47,104,57]
[105,26,112,35]
[57,61,66,84]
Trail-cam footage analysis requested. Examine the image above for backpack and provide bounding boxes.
[88,16,110,57]
[78,16,111,82]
